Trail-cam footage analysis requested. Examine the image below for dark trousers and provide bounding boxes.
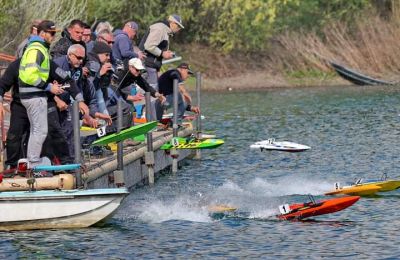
[42,103,73,165]
[5,101,29,167]
[59,108,74,157]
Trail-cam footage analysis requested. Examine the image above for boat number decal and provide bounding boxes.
[279,204,291,214]
[171,137,180,147]
[97,126,107,137]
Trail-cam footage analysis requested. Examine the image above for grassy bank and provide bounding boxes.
[181,14,400,91]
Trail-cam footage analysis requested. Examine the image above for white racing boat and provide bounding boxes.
[250,139,311,152]
[0,188,128,231]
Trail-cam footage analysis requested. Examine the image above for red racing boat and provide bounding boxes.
[277,195,360,220]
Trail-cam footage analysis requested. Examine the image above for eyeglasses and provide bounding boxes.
[99,36,114,44]
[72,53,85,61]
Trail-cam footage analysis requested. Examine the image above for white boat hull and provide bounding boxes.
[0,188,128,231]
[250,140,311,152]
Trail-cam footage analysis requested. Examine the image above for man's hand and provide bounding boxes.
[156,92,166,104]
[82,114,98,128]
[95,112,113,126]
[54,96,69,111]
[162,50,174,59]
[191,106,200,114]
[137,51,146,60]
[99,62,113,76]
[78,101,89,116]
[49,81,64,95]
[127,93,144,102]
[82,67,90,78]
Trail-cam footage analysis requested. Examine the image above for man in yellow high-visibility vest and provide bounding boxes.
[18,20,65,167]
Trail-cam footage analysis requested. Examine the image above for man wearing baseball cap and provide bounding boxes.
[110,58,165,106]
[155,62,200,125]
[86,41,114,116]
[113,21,145,62]
[18,20,73,167]
[139,14,185,91]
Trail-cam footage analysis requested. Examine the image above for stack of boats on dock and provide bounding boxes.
[0,161,128,231]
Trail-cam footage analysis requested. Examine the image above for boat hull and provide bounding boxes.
[325,184,381,196]
[370,180,400,192]
[325,180,400,196]
[0,188,128,231]
[250,141,311,152]
[330,62,394,86]
[278,196,360,220]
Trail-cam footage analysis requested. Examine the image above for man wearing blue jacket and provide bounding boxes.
[54,44,112,156]
[112,21,145,63]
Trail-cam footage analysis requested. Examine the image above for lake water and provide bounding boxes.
[2,85,400,259]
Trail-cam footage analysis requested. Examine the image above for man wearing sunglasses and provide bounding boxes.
[112,21,145,63]
[87,29,114,51]
[54,44,112,156]
[18,20,89,167]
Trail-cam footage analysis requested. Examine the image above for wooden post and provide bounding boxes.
[72,101,82,187]
[171,79,179,173]
[145,92,155,184]
[114,99,125,187]
[194,72,202,160]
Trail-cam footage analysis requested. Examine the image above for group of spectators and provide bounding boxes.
[0,14,199,169]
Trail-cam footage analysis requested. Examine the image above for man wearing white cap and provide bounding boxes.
[110,58,165,106]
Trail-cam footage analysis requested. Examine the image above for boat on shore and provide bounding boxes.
[330,61,395,86]
[0,188,128,231]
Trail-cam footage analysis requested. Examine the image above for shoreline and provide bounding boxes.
[194,71,353,92]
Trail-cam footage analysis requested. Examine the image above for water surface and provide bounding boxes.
[2,85,400,259]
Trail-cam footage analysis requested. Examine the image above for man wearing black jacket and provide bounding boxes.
[0,58,88,168]
[110,58,165,110]
[51,19,86,59]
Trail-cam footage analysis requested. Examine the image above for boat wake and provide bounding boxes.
[120,177,332,223]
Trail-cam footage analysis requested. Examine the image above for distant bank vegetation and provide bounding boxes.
[1,0,400,87]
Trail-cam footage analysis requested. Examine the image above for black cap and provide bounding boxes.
[177,63,194,75]
[92,41,112,54]
[37,20,60,33]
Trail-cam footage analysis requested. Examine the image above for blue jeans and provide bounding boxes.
[155,93,186,124]
[96,88,109,115]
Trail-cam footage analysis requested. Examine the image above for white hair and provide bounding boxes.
[95,21,113,35]
[67,44,85,55]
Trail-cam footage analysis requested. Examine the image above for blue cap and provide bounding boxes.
[169,14,184,29]
[127,21,138,31]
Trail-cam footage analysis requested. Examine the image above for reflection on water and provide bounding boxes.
[2,85,400,258]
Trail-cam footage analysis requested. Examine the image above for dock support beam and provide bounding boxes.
[145,92,155,184]
[172,79,179,173]
[194,72,202,160]
[114,99,125,187]
[72,101,82,187]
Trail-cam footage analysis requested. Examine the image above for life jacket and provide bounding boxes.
[18,41,50,97]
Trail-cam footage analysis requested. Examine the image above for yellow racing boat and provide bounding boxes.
[326,174,400,196]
